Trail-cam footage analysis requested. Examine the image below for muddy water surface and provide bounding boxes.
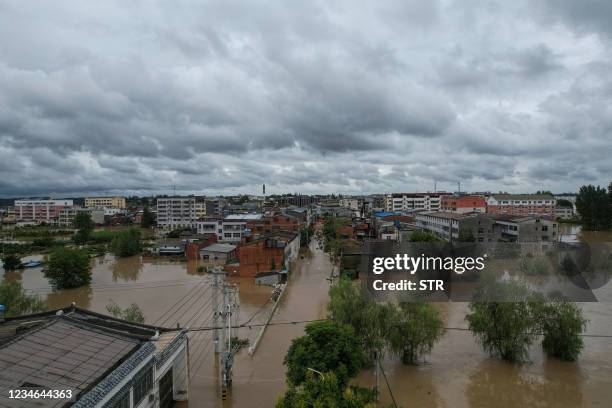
[1,225,611,407]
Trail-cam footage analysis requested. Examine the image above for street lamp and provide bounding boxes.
[307,367,325,380]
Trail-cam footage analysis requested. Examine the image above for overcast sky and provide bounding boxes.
[1,0,611,197]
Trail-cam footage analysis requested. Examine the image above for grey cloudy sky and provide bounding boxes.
[1,0,611,197]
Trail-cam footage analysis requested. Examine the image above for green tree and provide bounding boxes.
[111,228,142,257]
[276,372,376,408]
[106,301,145,323]
[0,281,45,317]
[74,212,94,244]
[2,254,22,270]
[575,184,611,230]
[409,231,441,242]
[466,279,539,362]
[539,300,587,361]
[387,302,445,364]
[556,198,573,208]
[141,206,154,228]
[283,320,364,387]
[44,247,92,289]
[328,278,391,363]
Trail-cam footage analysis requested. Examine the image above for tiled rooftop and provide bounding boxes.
[0,318,140,408]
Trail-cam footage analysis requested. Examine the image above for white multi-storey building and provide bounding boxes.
[195,214,262,243]
[384,193,449,213]
[14,199,74,223]
[156,197,196,230]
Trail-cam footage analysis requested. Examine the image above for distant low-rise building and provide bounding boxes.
[415,212,499,243]
[199,243,237,267]
[385,193,450,213]
[14,199,74,223]
[196,214,263,243]
[556,206,575,220]
[441,195,487,213]
[486,194,556,217]
[84,196,126,209]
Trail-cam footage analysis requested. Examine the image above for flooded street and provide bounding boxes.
[1,224,611,407]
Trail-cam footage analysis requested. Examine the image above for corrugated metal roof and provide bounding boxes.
[200,243,237,253]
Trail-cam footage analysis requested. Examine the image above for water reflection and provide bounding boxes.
[112,255,143,281]
[46,286,93,310]
[466,359,584,408]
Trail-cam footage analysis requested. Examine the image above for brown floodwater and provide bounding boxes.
[1,225,611,407]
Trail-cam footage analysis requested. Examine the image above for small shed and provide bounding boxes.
[199,243,237,266]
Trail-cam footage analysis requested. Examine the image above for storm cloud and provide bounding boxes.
[0,0,611,197]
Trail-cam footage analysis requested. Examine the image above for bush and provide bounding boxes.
[89,230,118,243]
[106,301,145,323]
[539,300,587,361]
[283,320,364,387]
[519,256,550,276]
[44,247,92,289]
[409,231,441,242]
[0,281,45,317]
[2,254,22,270]
[387,302,445,364]
[111,229,142,257]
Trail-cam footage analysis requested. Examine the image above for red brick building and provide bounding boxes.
[246,214,301,236]
[184,234,218,260]
[441,196,487,214]
[237,232,300,277]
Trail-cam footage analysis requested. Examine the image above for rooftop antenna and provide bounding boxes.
[458,181,461,195]
[434,180,437,193]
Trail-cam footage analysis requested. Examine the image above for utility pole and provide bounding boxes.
[212,267,224,354]
[214,270,239,401]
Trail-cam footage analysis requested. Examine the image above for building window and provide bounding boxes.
[133,365,153,406]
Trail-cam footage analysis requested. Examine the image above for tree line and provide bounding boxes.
[277,275,587,406]
[575,182,612,230]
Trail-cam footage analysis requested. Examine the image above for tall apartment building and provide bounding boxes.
[486,194,556,217]
[84,196,126,209]
[156,197,196,230]
[14,199,74,222]
[441,195,487,213]
[384,193,450,213]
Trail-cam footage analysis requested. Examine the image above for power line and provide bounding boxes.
[154,281,207,325]
[378,358,398,408]
[156,283,210,327]
[186,318,612,338]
